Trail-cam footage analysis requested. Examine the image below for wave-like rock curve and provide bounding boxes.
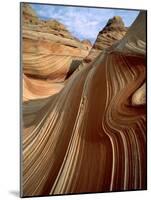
[22,3,92,102]
[22,11,146,197]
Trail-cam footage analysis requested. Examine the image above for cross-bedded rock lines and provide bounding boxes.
[21,6,146,197]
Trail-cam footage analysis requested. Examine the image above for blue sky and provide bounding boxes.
[30,4,139,44]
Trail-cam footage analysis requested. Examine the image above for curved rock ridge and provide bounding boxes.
[22,11,146,197]
[22,3,92,101]
[23,75,64,102]
[22,4,92,81]
[83,16,128,65]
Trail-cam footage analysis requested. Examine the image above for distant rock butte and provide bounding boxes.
[94,16,127,50]
[83,16,128,64]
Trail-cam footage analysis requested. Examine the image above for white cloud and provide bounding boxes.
[30,4,139,43]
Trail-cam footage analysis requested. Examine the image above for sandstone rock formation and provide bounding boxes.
[83,16,127,65]
[22,3,92,101]
[81,39,92,50]
[21,7,146,197]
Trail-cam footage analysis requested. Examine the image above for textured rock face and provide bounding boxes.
[81,39,92,49]
[22,8,146,197]
[83,16,127,64]
[22,4,91,80]
[22,4,92,101]
[93,16,127,50]
[22,3,38,24]
[23,3,37,18]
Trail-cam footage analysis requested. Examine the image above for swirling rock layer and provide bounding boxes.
[22,3,92,101]
[22,4,91,80]
[22,10,147,197]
